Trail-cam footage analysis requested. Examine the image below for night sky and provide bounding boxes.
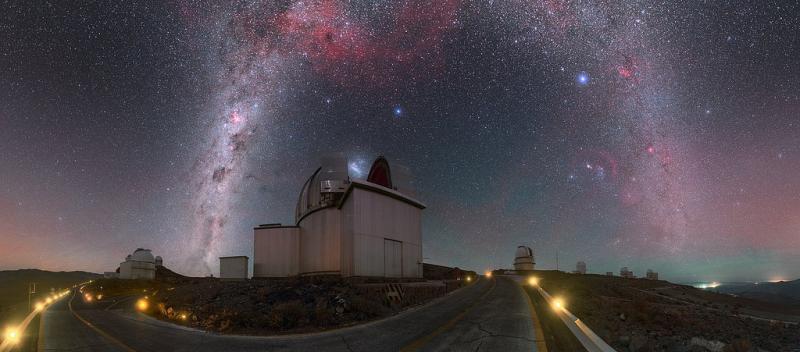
[2,1,799,282]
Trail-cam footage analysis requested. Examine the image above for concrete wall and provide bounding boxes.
[119,261,155,280]
[298,207,341,275]
[253,227,299,277]
[344,187,423,278]
[340,198,355,277]
[220,256,249,279]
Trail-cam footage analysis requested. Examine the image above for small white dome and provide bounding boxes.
[514,245,535,271]
[515,246,533,259]
[131,248,155,263]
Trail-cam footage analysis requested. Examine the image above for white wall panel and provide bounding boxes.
[347,187,423,278]
[402,242,422,278]
[340,198,355,276]
[299,208,341,274]
[353,233,384,277]
[220,257,248,279]
[253,227,299,277]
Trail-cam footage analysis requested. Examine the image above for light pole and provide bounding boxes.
[28,282,36,312]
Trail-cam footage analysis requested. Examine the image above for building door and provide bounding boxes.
[384,239,402,277]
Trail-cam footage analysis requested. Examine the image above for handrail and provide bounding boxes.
[535,285,617,352]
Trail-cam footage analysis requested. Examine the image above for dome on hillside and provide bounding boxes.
[131,248,155,263]
[515,246,533,259]
[514,245,535,271]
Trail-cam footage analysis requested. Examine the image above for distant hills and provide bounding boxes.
[0,269,101,308]
[715,279,800,306]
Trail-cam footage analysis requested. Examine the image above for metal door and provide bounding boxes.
[384,239,402,277]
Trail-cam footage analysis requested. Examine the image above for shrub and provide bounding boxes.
[723,339,752,352]
[268,300,308,329]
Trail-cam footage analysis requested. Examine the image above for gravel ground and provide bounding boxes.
[530,270,800,352]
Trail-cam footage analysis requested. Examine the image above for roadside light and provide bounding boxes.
[551,297,565,311]
[4,327,19,344]
[466,276,472,282]
[35,302,45,311]
[45,297,52,304]
[136,298,149,311]
[528,277,539,286]
[485,271,492,278]
[180,314,187,320]
[97,294,103,300]
[85,293,93,302]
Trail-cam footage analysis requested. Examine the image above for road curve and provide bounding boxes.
[39,277,543,352]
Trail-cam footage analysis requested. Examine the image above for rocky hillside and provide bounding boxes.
[716,280,800,307]
[533,270,800,352]
[84,275,396,335]
[0,269,100,307]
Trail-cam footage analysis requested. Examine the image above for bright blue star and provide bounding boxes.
[577,71,590,86]
[393,105,403,117]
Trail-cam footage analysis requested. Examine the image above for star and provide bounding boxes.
[576,71,590,86]
[393,105,403,117]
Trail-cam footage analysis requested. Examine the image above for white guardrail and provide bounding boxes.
[535,285,617,352]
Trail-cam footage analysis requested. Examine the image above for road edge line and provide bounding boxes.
[520,284,549,352]
[399,277,497,352]
[68,291,137,352]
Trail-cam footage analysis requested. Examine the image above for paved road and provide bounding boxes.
[37,277,544,352]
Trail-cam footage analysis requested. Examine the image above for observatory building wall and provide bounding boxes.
[253,226,299,277]
[298,207,342,276]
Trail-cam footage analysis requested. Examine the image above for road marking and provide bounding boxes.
[520,284,549,352]
[37,304,44,352]
[104,296,137,311]
[68,291,138,352]
[399,278,497,352]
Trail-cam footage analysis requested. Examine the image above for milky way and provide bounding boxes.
[2,0,799,281]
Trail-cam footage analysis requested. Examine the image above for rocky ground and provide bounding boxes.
[82,266,465,336]
[84,276,394,335]
[532,270,800,352]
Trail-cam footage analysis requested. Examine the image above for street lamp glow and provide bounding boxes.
[485,271,492,278]
[4,327,20,344]
[136,298,149,311]
[466,276,472,282]
[45,297,52,304]
[35,302,45,311]
[528,277,539,286]
[551,297,565,311]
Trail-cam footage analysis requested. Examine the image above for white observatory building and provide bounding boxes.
[513,246,535,271]
[574,261,587,274]
[118,248,161,280]
[253,156,425,279]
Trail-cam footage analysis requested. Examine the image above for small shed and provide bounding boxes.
[220,256,249,280]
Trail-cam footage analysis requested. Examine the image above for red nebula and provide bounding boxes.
[618,66,633,79]
[277,0,462,88]
[616,55,641,81]
[230,110,243,124]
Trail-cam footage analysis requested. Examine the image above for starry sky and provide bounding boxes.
[2,0,799,283]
